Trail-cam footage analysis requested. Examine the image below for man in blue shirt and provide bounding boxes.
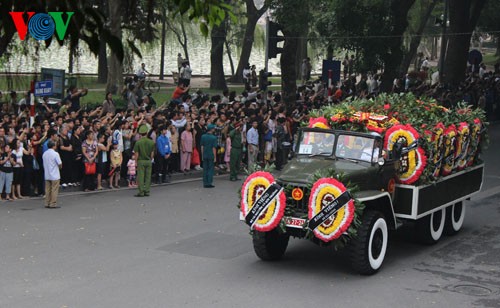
[156,125,172,183]
[200,124,217,188]
[42,130,59,154]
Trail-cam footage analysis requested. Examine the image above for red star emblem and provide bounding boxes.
[292,188,303,201]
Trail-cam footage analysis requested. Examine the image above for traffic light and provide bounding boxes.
[267,21,284,59]
[259,70,272,91]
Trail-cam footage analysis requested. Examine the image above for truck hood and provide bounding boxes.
[278,157,371,185]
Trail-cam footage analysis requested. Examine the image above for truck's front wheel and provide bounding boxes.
[444,202,465,235]
[349,210,388,275]
[416,208,445,244]
[252,229,289,261]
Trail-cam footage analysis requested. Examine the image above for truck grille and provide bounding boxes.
[278,182,309,213]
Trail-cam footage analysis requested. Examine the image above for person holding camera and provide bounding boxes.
[66,86,88,111]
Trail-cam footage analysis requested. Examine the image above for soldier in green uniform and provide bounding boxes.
[229,122,242,181]
[200,124,217,188]
[133,124,155,197]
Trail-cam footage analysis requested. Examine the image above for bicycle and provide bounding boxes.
[145,77,160,93]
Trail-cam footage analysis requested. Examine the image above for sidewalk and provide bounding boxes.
[24,168,231,200]
[85,76,238,93]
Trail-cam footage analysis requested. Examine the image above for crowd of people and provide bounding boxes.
[0,57,498,202]
[332,60,500,120]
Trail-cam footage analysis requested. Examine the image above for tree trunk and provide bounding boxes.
[281,32,299,107]
[68,49,74,74]
[229,0,268,83]
[97,40,108,83]
[443,0,486,86]
[97,0,108,83]
[210,20,227,90]
[295,36,307,80]
[166,18,190,65]
[180,21,190,64]
[294,4,309,80]
[380,0,416,92]
[105,0,123,94]
[225,40,235,76]
[326,45,334,60]
[159,7,166,80]
[399,0,438,75]
[431,37,437,60]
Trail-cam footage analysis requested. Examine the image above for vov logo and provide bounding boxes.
[9,12,74,41]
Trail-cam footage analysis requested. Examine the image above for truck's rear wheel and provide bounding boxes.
[416,208,445,244]
[252,229,289,261]
[444,202,465,235]
[350,210,388,275]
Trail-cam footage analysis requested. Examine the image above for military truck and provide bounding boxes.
[240,127,484,275]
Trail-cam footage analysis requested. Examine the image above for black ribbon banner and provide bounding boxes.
[307,190,352,231]
[245,183,283,227]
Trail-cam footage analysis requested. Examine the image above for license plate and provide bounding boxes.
[284,216,306,229]
[240,213,306,229]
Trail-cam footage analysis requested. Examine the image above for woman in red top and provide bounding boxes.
[171,84,190,101]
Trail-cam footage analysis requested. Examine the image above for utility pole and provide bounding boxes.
[265,16,269,73]
[159,7,166,80]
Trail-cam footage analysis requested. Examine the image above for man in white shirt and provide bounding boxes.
[431,70,440,86]
[246,120,259,168]
[180,61,192,86]
[479,63,486,79]
[42,140,62,208]
[421,57,429,71]
[242,65,251,87]
[135,63,148,81]
[113,120,124,152]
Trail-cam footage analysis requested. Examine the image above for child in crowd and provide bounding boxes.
[224,132,231,172]
[127,155,137,187]
[96,133,110,190]
[109,140,122,188]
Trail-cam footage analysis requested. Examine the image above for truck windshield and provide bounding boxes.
[336,134,379,163]
[297,131,335,156]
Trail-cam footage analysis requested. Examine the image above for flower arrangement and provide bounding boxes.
[441,125,457,176]
[240,171,286,232]
[467,118,483,167]
[308,116,331,129]
[308,177,355,242]
[455,122,470,171]
[304,169,365,249]
[384,124,427,184]
[306,93,487,185]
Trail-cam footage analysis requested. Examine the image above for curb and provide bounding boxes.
[22,172,233,200]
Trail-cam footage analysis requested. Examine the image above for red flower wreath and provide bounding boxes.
[240,171,286,232]
[308,178,355,242]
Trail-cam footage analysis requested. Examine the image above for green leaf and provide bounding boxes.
[199,22,209,36]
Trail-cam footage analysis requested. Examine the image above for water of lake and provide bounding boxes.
[4,37,283,76]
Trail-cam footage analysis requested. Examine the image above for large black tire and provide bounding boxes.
[349,210,388,275]
[444,202,465,236]
[252,229,289,261]
[415,208,445,244]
